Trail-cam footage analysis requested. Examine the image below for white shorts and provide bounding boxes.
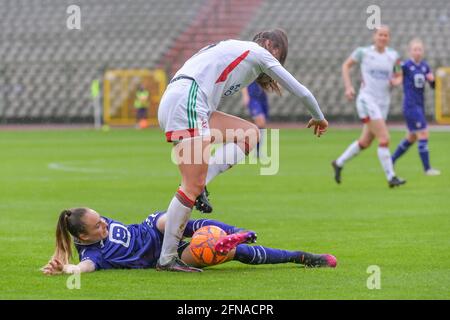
[356,94,390,123]
[158,77,211,142]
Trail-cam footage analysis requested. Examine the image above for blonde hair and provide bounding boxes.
[409,38,424,50]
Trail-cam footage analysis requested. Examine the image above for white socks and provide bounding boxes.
[336,141,361,167]
[158,191,193,265]
[205,143,246,185]
[377,146,395,181]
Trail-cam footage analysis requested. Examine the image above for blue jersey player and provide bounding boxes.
[42,207,336,275]
[392,39,440,175]
[241,81,270,158]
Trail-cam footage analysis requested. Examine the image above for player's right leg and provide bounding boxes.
[156,79,211,272]
[332,123,374,184]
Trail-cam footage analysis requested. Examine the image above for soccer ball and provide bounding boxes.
[189,226,228,266]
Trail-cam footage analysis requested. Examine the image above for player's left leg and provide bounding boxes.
[368,119,406,187]
[206,111,260,186]
[193,112,259,213]
[180,241,337,268]
[392,132,416,164]
[417,130,440,175]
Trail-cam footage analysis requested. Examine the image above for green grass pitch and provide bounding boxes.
[0,127,449,300]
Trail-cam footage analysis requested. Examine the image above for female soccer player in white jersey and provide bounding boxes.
[41,208,336,275]
[157,29,328,272]
[332,26,406,188]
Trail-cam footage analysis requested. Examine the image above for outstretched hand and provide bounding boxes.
[307,118,328,137]
[41,258,64,276]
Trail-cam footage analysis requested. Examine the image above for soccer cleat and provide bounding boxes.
[388,176,406,188]
[331,160,343,184]
[195,187,213,213]
[302,253,337,268]
[425,168,441,176]
[156,257,203,273]
[214,231,258,255]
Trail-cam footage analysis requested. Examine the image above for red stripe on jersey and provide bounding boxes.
[215,50,250,84]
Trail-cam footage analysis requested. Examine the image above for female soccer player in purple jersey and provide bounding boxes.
[157,29,328,272]
[391,39,440,176]
[41,207,336,275]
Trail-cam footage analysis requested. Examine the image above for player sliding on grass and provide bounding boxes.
[391,39,440,176]
[332,25,406,188]
[41,208,336,275]
[157,29,328,272]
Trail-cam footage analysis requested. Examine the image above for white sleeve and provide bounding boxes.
[254,45,282,72]
[265,65,325,120]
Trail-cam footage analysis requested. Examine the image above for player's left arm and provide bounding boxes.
[390,58,403,87]
[425,63,436,89]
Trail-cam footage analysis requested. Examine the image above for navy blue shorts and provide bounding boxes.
[404,107,427,133]
[248,99,269,119]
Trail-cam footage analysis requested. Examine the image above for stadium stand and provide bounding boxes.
[0,0,448,123]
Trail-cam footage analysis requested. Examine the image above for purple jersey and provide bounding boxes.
[402,59,431,109]
[247,81,269,118]
[75,211,165,270]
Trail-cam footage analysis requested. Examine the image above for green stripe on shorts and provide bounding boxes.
[187,81,198,129]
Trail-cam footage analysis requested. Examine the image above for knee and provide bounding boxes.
[417,131,429,140]
[377,135,390,147]
[358,139,371,149]
[237,123,260,154]
[408,134,417,143]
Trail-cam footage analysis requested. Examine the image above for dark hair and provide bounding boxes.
[253,28,289,95]
[54,208,89,264]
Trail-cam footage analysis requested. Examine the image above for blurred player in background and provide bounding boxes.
[332,26,406,188]
[391,39,440,175]
[157,29,328,272]
[241,81,270,158]
[134,85,150,129]
[41,207,336,275]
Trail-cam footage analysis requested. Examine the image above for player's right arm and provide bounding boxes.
[342,56,357,101]
[255,44,328,137]
[42,258,96,275]
[343,47,364,101]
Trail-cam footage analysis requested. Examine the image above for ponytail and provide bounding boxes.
[51,208,88,265]
[54,210,73,265]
